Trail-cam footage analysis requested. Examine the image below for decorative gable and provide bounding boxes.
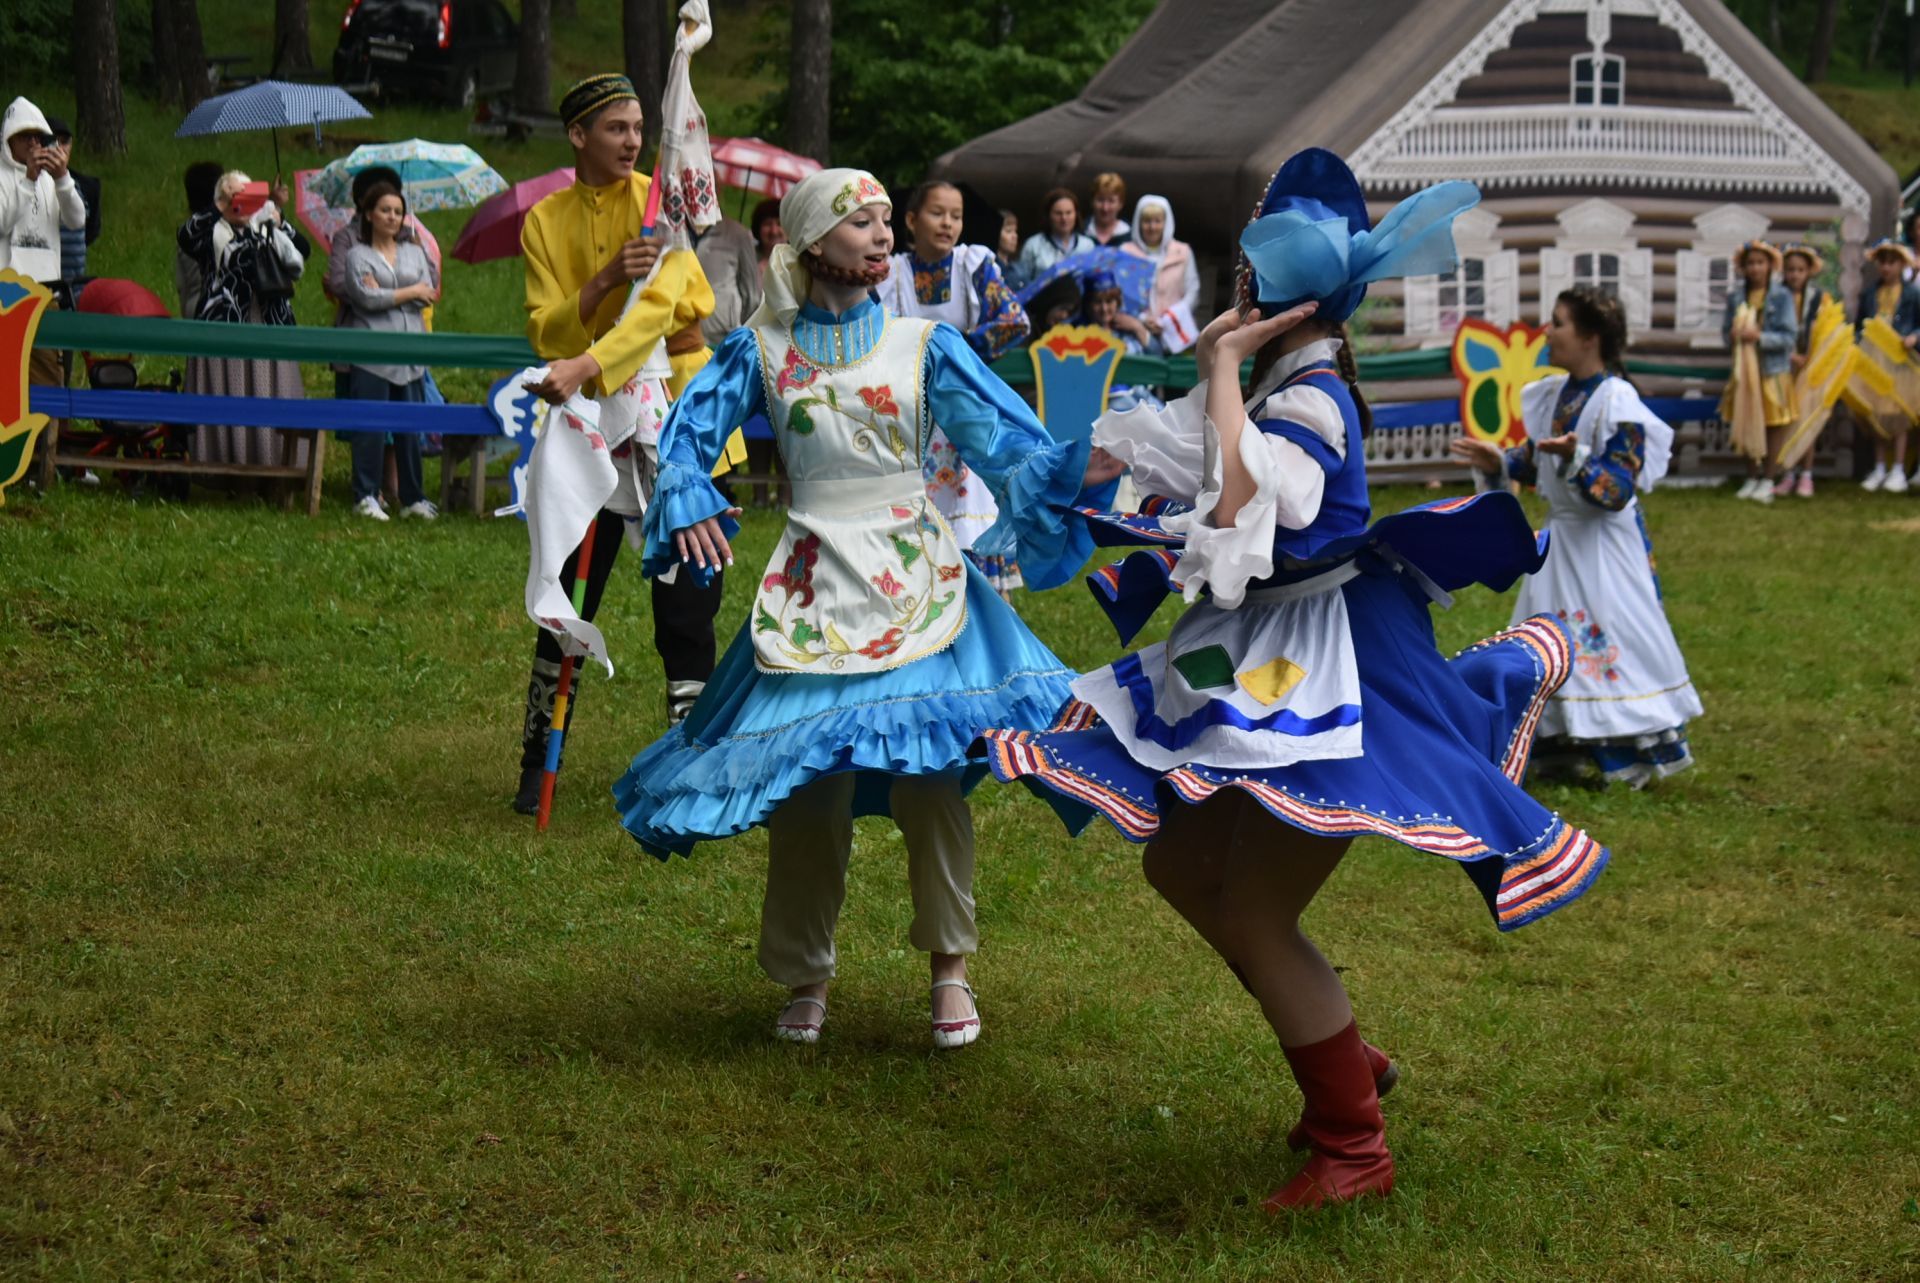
[1348,0,1871,223]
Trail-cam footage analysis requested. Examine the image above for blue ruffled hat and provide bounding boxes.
[1237,148,1480,322]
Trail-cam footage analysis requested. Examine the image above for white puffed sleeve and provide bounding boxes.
[1090,380,1211,501]
[1162,383,1347,609]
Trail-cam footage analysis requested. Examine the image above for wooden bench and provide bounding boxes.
[39,415,327,515]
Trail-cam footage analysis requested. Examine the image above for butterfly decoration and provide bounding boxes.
[1450,318,1559,448]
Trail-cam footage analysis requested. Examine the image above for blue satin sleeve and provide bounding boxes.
[922,323,1092,591]
[640,327,765,581]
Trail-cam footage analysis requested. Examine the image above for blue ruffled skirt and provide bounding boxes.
[613,561,1077,857]
[979,495,1611,932]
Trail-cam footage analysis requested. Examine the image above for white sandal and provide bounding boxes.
[931,978,981,1049]
[774,994,826,1044]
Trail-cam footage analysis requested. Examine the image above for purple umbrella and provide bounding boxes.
[452,167,577,264]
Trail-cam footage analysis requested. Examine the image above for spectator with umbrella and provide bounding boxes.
[176,170,311,477]
[750,196,783,268]
[335,179,440,521]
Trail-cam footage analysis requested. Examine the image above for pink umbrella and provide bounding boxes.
[709,136,820,206]
[293,168,352,247]
[452,166,577,264]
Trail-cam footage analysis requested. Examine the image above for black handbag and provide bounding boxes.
[248,231,299,301]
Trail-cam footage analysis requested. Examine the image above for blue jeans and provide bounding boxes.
[345,368,426,505]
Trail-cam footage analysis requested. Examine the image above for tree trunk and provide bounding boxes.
[273,0,314,74]
[515,0,552,116]
[151,0,211,108]
[73,0,127,156]
[1866,0,1893,70]
[624,0,668,155]
[1768,0,1782,48]
[788,0,831,164]
[1805,0,1841,81]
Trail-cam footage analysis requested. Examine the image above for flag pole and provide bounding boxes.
[536,517,598,831]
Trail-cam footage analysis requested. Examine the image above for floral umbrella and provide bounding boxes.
[310,140,507,214]
[292,168,353,247]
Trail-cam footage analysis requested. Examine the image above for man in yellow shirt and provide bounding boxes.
[512,73,748,815]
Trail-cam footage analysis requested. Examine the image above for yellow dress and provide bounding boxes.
[521,172,748,473]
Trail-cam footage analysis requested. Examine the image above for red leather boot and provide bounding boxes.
[1264,1021,1394,1211]
[1285,1037,1397,1151]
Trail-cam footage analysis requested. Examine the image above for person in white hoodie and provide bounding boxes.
[1,97,86,286]
[2,97,89,481]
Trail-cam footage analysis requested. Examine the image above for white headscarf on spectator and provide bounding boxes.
[1128,193,1176,259]
[749,167,891,329]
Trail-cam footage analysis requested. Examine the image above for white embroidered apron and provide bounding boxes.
[751,316,971,674]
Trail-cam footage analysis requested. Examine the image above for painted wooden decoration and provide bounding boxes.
[1451,318,1558,447]
[0,271,55,507]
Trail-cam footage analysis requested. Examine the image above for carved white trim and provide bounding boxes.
[1350,0,1873,224]
[1538,198,1653,330]
[1401,207,1520,342]
[1675,202,1768,337]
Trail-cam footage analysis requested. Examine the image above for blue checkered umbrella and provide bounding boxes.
[174,80,372,171]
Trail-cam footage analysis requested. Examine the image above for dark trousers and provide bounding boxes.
[519,505,727,770]
[345,368,426,505]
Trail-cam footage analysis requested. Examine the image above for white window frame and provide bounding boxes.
[1674,203,1772,343]
[1401,206,1519,344]
[1538,198,1652,332]
[1571,52,1625,107]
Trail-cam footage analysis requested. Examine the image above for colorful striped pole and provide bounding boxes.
[536,517,599,832]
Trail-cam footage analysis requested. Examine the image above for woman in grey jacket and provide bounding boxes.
[336,181,440,521]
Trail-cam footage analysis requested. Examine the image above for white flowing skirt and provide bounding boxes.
[1511,501,1702,742]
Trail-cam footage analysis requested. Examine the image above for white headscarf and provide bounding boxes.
[1129,193,1174,259]
[749,167,891,329]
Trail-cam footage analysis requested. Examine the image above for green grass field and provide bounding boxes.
[3,478,1917,1280]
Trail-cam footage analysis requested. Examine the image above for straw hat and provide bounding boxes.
[1866,237,1916,269]
[1731,239,1783,273]
[1778,242,1825,273]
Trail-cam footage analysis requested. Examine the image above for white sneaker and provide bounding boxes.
[1885,468,1910,494]
[1734,477,1759,499]
[353,495,390,521]
[1862,463,1888,491]
[1751,484,1774,505]
[400,499,439,520]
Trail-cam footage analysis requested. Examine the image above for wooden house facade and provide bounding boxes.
[938,0,1897,361]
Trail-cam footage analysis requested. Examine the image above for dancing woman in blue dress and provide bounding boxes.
[981,150,1610,1210]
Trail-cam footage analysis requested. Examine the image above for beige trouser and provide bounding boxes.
[758,770,977,987]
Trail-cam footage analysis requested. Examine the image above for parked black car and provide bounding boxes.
[333,0,518,108]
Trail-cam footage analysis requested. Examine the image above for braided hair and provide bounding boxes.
[1556,284,1630,381]
[1244,319,1375,438]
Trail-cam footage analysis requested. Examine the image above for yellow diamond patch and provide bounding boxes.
[1236,656,1307,706]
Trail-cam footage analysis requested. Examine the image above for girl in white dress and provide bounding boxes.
[882,179,1032,596]
[1452,285,1703,786]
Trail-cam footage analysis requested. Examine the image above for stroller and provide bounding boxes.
[65,279,190,498]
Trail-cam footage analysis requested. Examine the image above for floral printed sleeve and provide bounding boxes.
[1503,439,1540,486]
[1564,421,1646,512]
[965,255,1030,362]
